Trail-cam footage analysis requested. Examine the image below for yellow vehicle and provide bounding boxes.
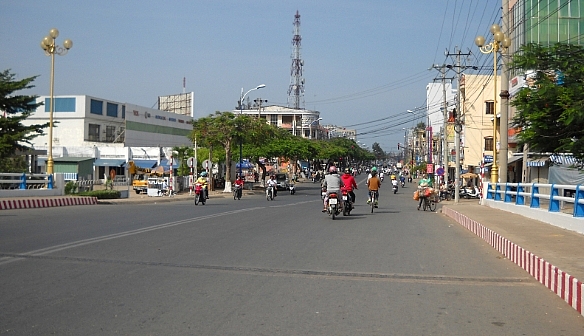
[128,161,164,194]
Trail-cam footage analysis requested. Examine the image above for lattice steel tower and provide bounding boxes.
[287,10,305,109]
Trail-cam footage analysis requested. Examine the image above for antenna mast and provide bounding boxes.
[287,10,305,109]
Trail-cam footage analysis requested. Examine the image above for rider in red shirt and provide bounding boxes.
[341,168,358,203]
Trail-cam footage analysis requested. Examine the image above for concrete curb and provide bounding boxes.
[442,206,583,317]
[0,197,98,210]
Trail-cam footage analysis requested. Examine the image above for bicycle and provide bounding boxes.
[369,190,378,213]
[418,190,437,212]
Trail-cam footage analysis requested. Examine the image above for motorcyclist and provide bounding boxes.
[322,165,344,212]
[234,174,244,197]
[196,172,209,199]
[366,168,381,207]
[341,167,358,203]
[391,177,399,192]
[266,175,278,197]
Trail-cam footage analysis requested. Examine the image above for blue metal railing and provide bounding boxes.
[485,182,584,217]
[0,173,53,190]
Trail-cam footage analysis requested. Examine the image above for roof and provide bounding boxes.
[52,157,94,163]
[132,160,157,168]
[94,158,126,167]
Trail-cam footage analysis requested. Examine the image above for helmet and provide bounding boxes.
[344,168,350,173]
[371,167,377,172]
[200,172,207,177]
[329,166,337,173]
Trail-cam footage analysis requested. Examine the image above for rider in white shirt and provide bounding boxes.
[266,175,278,197]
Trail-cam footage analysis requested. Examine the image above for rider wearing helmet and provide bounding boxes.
[367,167,381,206]
[266,174,278,197]
[196,171,209,199]
[341,167,358,203]
[321,165,344,212]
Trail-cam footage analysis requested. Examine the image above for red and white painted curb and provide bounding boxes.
[442,207,583,317]
[0,197,98,210]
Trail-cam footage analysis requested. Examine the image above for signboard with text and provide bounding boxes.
[427,163,434,174]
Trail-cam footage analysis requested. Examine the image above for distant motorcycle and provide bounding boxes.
[289,184,296,195]
[392,183,398,194]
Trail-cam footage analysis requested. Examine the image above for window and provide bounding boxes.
[270,114,278,126]
[106,103,118,117]
[90,99,103,115]
[106,126,116,142]
[485,101,494,115]
[44,97,75,112]
[484,137,494,151]
[88,124,100,141]
[122,105,126,119]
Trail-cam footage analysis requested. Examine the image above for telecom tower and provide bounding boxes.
[287,10,305,109]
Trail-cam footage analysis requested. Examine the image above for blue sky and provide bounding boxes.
[1,0,502,151]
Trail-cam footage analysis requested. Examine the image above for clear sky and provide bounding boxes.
[1,0,502,152]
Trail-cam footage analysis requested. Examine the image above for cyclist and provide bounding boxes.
[322,166,344,212]
[196,172,209,199]
[341,167,358,203]
[366,168,381,207]
[417,173,433,210]
[266,175,278,197]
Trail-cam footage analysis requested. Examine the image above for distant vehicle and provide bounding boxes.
[275,173,288,191]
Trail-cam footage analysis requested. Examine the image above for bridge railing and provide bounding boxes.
[0,173,54,190]
[485,182,584,217]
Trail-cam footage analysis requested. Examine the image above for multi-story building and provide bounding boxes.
[322,125,356,140]
[23,95,193,180]
[426,82,457,176]
[234,105,326,139]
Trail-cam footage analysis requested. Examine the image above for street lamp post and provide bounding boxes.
[40,28,73,176]
[238,84,266,180]
[309,118,322,140]
[476,24,510,185]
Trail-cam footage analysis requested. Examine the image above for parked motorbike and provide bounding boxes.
[194,183,206,205]
[341,189,353,216]
[459,186,480,199]
[289,184,296,195]
[326,192,342,220]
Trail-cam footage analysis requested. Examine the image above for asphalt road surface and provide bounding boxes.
[1,179,583,335]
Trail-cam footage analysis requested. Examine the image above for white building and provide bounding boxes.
[24,95,194,180]
[233,105,325,139]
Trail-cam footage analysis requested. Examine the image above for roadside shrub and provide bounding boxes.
[78,189,120,199]
[64,181,78,195]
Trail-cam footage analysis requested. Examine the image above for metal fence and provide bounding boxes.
[485,182,584,218]
[0,173,53,190]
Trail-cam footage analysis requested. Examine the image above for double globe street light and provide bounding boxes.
[40,28,73,175]
[475,24,511,184]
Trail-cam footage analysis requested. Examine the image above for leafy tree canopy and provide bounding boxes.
[510,43,584,159]
[0,70,47,172]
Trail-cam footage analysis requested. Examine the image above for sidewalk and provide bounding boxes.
[441,200,584,317]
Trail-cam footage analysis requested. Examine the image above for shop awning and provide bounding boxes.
[236,160,254,169]
[507,156,523,165]
[527,157,549,167]
[550,154,578,166]
[94,159,126,167]
[132,160,157,168]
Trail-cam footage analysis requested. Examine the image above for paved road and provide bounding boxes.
[1,180,583,335]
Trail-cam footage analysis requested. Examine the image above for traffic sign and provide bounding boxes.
[436,167,444,176]
[187,157,196,168]
[426,163,434,174]
[203,160,212,169]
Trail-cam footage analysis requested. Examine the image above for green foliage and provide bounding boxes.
[0,156,28,173]
[371,142,386,160]
[78,189,120,199]
[64,181,78,195]
[510,43,584,160]
[0,69,48,168]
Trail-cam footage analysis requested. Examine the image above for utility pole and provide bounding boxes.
[431,64,454,187]
[254,98,268,118]
[499,0,510,183]
[446,47,474,203]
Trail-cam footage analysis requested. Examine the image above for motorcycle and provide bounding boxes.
[341,189,353,216]
[194,183,206,205]
[266,185,275,201]
[289,184,296,195]
[392,183,398,194]
[462,186,481,199]
[327,192,342,220]
[400,180,405,188]
[233,184,242,200]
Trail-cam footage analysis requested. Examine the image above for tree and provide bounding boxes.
[371,142,386,160]
[510,43,584,160]
[0,70,47,172]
